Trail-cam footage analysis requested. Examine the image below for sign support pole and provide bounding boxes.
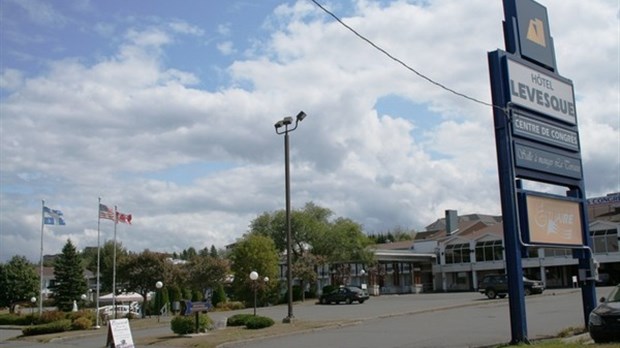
[489,53,528,343]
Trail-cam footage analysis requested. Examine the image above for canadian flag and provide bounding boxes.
[117,212,132,224]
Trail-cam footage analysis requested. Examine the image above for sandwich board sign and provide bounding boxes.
[106,318,135,348]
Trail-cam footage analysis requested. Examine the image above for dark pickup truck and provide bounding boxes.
[478,274,544,299]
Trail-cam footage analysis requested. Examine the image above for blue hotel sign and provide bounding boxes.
[488,0,596,343]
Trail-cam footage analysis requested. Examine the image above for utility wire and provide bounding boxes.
[310,0,506,113]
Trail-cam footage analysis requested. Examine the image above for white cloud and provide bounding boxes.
[217,41,236,55]
[169,21,205,36]
[7,0,68,27]
[0,69,24,90]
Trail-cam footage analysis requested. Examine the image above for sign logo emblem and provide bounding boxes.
[526,18,546,47]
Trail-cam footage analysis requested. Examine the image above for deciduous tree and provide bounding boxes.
[119,250,166,317]
[185,254,229,300]
[0,256,39,313]
[229,234,279,306]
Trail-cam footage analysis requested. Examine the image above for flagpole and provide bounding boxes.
[95,197,102,328]
[112,205,118,319]
[39,200,45,316]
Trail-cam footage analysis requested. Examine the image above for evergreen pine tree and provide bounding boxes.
[209,245,218,258]
[51,239,88,311]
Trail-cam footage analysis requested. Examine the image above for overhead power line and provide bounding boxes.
[309,0,505,113]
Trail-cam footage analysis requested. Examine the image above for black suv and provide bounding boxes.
[478,274,544,299]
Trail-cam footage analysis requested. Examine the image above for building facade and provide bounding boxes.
[311,192,619,295]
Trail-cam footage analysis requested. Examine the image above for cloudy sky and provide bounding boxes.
[1,0,618,263]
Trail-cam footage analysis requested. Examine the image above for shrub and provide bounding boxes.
[37,310,66,324]
[0,313,32,325]
[211,283,227,308]
[22,319,72,336]
[245,316,274,330]
[216,301,244,311]
[226,313,254,327]
[71,317,92,330]
[67,309,95,323]
[170,314,212,335]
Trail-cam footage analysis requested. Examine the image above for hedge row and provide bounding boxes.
[22,319,72,336]
[226,314,274,330]
[2,309,97,336]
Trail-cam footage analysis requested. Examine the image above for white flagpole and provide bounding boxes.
[39,200,45,316]
[112,205,118,319]
[95,197,102,328]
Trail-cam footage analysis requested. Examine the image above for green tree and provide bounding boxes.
[251,202,332,258]
[211,283,227,307]
[229,234,279,306]
[313,218,374,285]
[251,202,331,293]
[52,239,88,311]
[119,250,166,317]
[84,240,128,293]
[0,255,40,313]
[292,253,324,301]
[209,245,219,258]
[169,284,182,302]
[152,285,170,316]
[250,202,375,292]
[185,254,229,300]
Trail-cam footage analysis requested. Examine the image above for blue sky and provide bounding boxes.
[1,0,618,262]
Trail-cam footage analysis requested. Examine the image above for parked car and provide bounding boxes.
[589,284,620,343]
[478,274,544,299]
[319,286,369,304]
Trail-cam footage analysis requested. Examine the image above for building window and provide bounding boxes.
[445,243,471,264]
[475,240,504,262]
[591,229,619,254]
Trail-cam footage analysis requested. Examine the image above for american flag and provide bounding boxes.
[99,204,115,220]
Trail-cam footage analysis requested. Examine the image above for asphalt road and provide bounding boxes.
[1,287,608,348]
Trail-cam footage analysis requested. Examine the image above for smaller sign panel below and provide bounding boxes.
[514,143,582,179]
[512,113,579,151]
[523,194,583,246]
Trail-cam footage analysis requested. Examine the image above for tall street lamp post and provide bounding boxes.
[274,111,307,323]
[249,271,258,316]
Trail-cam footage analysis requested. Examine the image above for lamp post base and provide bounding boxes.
[282,316,296,324]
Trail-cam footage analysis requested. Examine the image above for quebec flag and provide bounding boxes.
[43,206,66,225]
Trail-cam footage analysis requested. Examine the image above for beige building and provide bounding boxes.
[323,192,620,295]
